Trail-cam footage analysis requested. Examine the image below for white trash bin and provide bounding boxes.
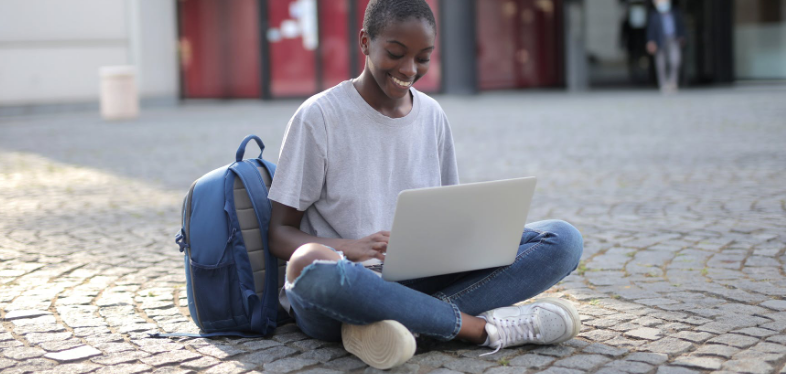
[99,66,139,120]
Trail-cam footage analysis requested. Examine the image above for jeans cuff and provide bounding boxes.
[446,302,462,341]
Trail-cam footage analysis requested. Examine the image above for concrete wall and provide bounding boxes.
[0,0,177,108]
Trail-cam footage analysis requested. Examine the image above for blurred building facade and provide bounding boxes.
[0,0,784,110]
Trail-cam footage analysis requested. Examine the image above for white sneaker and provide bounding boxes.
[478,298,580,355]
[341,320,416,369]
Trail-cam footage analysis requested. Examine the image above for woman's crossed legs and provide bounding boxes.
[284,219,584,343]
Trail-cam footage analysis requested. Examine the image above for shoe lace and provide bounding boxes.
[480,315,539,356]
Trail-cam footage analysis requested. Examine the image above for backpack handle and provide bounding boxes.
[236,135,265,162]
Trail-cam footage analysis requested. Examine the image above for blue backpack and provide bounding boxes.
[168,135,287,337]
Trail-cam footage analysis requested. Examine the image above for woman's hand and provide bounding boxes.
[338,231,390,262]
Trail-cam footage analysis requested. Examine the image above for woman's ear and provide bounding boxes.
[359,29,370,56]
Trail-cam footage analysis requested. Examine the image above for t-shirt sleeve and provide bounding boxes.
[268,102,327,211]
[438,111,460,186]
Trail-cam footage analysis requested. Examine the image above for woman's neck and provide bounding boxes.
[352,71,413,119]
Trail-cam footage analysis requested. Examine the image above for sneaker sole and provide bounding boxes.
[516,297,581,344]
[341,320,416,370]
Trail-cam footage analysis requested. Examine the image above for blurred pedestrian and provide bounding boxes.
[620,0,649,84]
[646,0,686,93]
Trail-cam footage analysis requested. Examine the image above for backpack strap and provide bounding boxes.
[229,159,279,335]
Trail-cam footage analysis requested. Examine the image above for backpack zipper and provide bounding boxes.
[183,181,203,328]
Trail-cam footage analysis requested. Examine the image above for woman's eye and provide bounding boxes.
[387,51,403,59]
[418,58,431,63]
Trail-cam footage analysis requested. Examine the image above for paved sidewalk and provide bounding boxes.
[1,86,785,374]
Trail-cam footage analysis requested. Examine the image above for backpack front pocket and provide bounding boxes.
[189,259,248,331]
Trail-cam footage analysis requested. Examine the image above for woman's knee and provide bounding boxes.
[287,243,341,284]
[543,219,584,270]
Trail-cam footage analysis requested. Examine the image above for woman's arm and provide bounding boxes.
[268,201,389,262]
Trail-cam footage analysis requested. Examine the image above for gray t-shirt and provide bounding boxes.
[269,80,459,240]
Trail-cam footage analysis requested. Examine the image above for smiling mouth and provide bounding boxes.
[390,75,413,88]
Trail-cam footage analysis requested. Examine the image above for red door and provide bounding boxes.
[179,0,262,98]
[267,0,318,97]
[319,0,351,89]
[477,0,563,90]
[355,0,442,93]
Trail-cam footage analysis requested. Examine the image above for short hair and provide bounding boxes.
[363,0,437,40]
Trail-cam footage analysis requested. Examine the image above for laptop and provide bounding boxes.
[363,177,537,281]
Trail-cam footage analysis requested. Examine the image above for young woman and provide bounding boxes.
[268,0,583,369]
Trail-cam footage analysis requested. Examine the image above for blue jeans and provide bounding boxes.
[285,219,583,342]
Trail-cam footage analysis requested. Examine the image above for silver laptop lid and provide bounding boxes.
[382,177,537,281]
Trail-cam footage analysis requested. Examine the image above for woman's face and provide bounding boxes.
[361,17,436,100]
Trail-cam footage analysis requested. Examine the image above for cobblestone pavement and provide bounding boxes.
[1,85,785,374]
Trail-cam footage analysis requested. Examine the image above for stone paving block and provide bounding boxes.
[655,366,699,374]
[203,361,258,374]
[624,327,662,340]
[765,334,786,344]
[263,357,319,373]
[25,331,73,344]
[140,349,201,366]
[751,341,786,353]
[2,358,57,373]
[39,338,85,352]
[582,343,628,357]
[536,367,584,374]
[297,347,348,363]
[530,345,575,357]
[624,352,668,365]
[707,333,760,348]
[761,320,786,332]
[602,360,653,374]
[271,331,308,344]
[289,339,326,352]
[44,345,103,362]
[93,363,154,374]
[409,351,454,367]
[180,356,221,370]
[508,353,554,369]
[484,367,528,374]
[668,331,713,342]
[442,358,496,374]
[671,356,723,370]
[732,349,786,362]
[760,300,786,311]
[3,346,46,360]
[323,356,367,371]
[91,350,152,365]
[732,327,778,338]
[94,342,137,354]
[84,334,125,344]
[722,359,773,374]
[363,363,420,374]
[553,354,611,371]
[195,343,246,359]
[3,310,52,320]
[579,329,618,342]
[692,343,740,358]
[0,358,16,370]
[151,367,195,374]
[642,338,693,355]
[12,323,67,334]
[603,335,647,349]
[298,369,346,374]
[36,362,102,374]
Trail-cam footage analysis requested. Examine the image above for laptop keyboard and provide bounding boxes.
[365,264,384,273]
